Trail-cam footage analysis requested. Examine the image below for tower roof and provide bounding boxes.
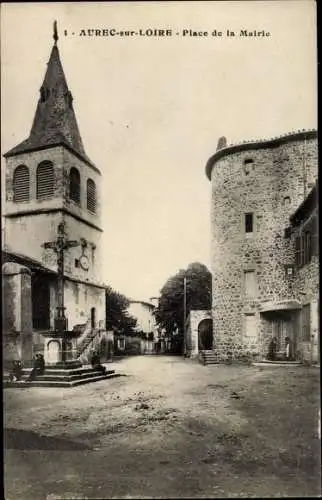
[5,34,95,168]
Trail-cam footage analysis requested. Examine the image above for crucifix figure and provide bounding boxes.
[42,221,79,362]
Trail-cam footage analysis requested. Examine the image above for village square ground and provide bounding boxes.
[4,356,321,499]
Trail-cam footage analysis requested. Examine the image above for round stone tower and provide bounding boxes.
[206,130,318,361]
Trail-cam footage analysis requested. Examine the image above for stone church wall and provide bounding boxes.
[64,279,106,331]
[2,263,33,368]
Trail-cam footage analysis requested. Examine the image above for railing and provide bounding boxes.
[78,331,106,364]
[74,322,93,355]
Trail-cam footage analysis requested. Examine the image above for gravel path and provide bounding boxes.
[4,356,321,499]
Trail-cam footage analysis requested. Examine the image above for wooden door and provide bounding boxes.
[32,275,50,330]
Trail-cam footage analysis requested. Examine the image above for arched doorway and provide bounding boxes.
[198,318,213,350]
[46,340,60,364]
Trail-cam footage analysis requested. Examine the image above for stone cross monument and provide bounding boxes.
[42,221,80,365]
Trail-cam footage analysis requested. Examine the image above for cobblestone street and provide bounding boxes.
[4,356,320,499]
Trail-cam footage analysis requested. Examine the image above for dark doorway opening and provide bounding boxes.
[198,318,213,350]
[262,310,299,361]
[32,274,50,330]
[90,307,96,329]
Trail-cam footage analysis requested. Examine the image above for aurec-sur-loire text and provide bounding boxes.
[74,28,271,38]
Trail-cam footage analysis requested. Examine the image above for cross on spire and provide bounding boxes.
[53,20,59,44]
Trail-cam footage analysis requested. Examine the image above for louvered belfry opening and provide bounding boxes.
[13,165,30,202]
[36,161,54,200]
[87,178,96,213]
[69,167,81,204]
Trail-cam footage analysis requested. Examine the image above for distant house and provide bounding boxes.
[128,300,157,337]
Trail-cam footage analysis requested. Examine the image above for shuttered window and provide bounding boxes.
[295,214,318,268]
[304,231,311,264]
[311,215,318,257]
[244,270,257,297]
[36,161,54,200]
[87,179,96,213]
[13,165,30,202]
[69,167,81,204]
[302,304,311,341]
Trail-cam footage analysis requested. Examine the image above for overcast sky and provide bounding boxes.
[1,1,317,301]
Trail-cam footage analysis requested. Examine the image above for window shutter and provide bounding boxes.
[87,179,96,213]
[13,165,30,202]
[37,161,54,199]
[310,215,318,257]
[69,168,81,204]
[295,236,301,266]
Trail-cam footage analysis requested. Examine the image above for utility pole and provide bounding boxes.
[42,221,79,362]
[183,276,187,355]
[303,138,307,199]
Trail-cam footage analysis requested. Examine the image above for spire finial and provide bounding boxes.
[53,20,58,44]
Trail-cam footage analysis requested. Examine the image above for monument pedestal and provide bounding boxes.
[43,332,82,369]
[52,359,82,369]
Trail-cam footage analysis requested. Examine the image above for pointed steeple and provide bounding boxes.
[5,23,91,165]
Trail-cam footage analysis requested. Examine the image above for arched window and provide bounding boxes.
[36,161,54,200]
[87,179,96,213]
[69,167,81,204]
[13,165,30,202]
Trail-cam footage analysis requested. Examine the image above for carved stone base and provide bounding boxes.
[51,359,82,369]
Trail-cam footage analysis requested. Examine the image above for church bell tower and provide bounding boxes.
[3,23,106,343]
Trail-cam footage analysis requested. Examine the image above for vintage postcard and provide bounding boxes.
[2,1,319,499]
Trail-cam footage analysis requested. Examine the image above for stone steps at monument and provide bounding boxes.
[22,366,106,377]
[18,369,115,382]
[4,373,121,388]
[3,365,122,388]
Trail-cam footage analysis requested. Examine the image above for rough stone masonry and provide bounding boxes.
[205,130,318,362]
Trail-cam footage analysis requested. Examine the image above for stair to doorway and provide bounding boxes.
[75,326,106,364]
[3,365,122,388]
[199,350,218,365]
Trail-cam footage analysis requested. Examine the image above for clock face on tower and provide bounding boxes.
[79,255,89,271]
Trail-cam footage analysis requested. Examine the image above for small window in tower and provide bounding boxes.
[244,313,257,340]
[13,165,30,202]
[244,270,257,297]
[87,179,96,214]
[245,213,253,233]
[67,91,73,109]
[37,161,54,200]
[283,196,291,206]
[40,86,50,102]
[285,265,295,277]
[243,158,254,175]
[69,167,81,205]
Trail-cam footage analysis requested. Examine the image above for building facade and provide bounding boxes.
[2,32,106,362]
[128,300,156,336]
[206,130,319,362]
